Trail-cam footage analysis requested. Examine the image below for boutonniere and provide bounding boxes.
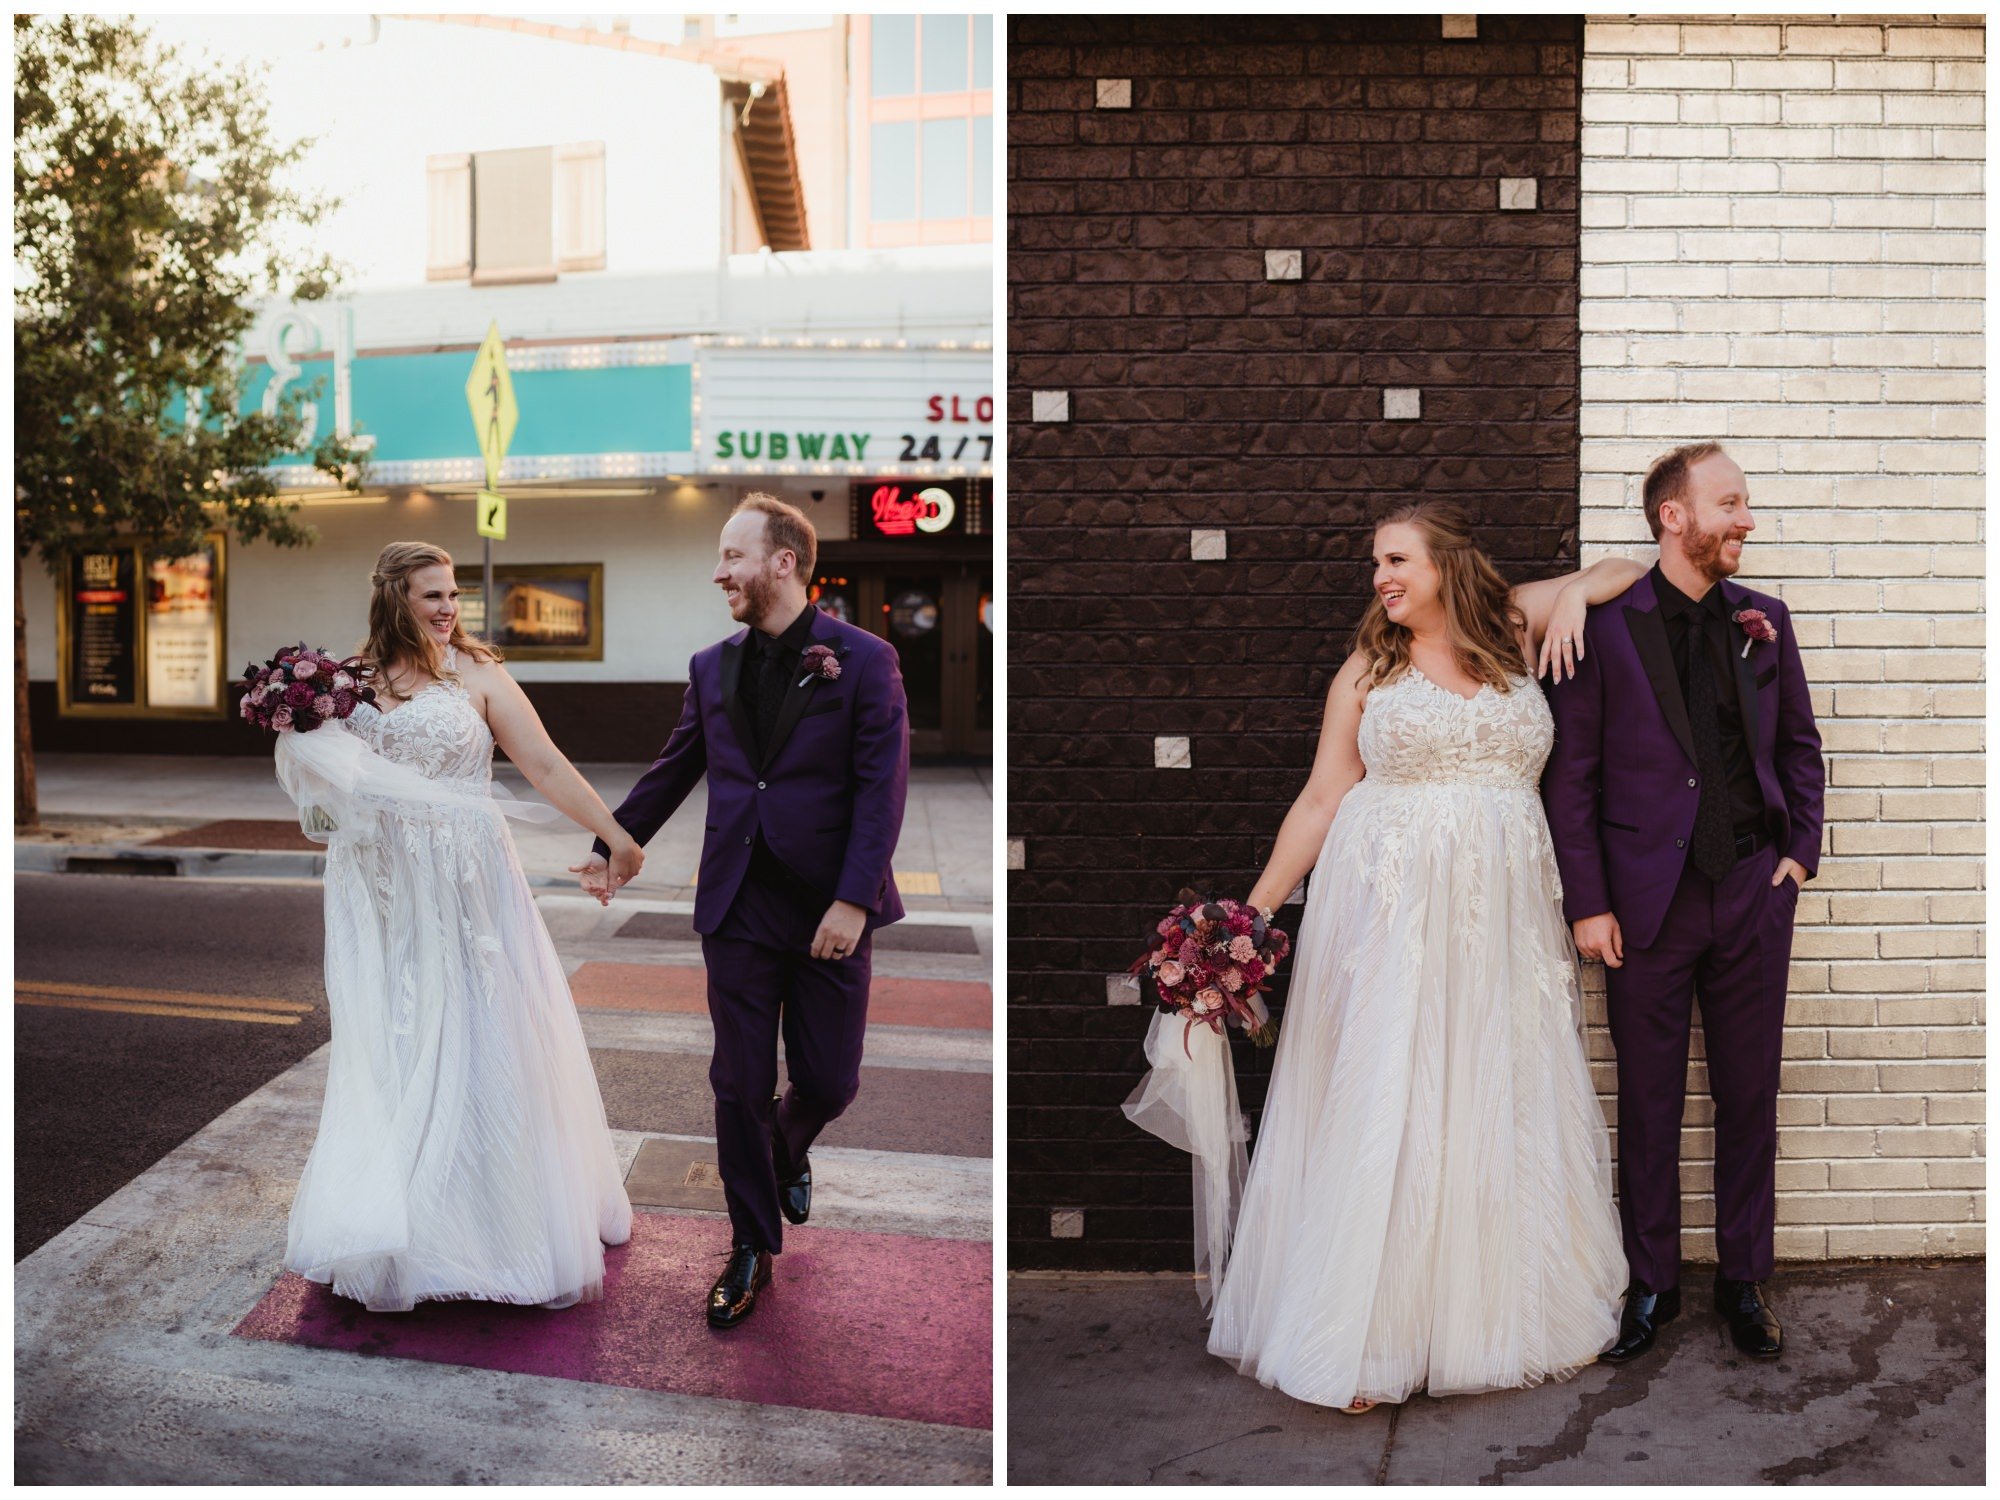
[798,643,846,687]
[1732,608,1777,659]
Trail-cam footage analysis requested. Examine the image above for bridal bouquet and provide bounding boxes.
[1132,892,1289,1049]
[239,645,377,734]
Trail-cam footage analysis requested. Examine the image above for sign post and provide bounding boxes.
[464,322,519,639]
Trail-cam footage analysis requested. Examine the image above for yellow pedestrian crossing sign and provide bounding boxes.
[476,490,507,541]
[465,322,519,492]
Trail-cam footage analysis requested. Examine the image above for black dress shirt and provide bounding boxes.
[1651,565,1764,837]
[738,602,828,900]
[739,603,817,759]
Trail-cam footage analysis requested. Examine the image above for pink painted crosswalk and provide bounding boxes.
[233,1209,991,1429]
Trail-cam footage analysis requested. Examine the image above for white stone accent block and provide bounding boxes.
[1106,973,1140,1006]
[1095,78,1131,109]
[1031,390,1070,423]
[1441,15,1477,39]
[1006,838,1025,871]
[1153,735,1191,769]
[1499,177,1539,211]
[1050,1210,1085,1239]
[1190,529,1227,561]
[1383,387,1422,420]
[1263,248,1303,281]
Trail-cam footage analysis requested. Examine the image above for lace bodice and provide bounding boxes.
[350,646,492,785]
[1357,667,1552,790]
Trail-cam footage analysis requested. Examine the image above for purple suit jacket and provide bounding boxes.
[1541,572,1824,951]
[597,608,910,935]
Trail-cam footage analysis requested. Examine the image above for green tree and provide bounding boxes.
[14,13,367,825]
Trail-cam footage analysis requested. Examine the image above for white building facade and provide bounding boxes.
[25,14,994,759]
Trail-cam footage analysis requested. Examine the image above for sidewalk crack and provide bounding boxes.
[1375,1404,1401,1485]
[1144,1424,1282,1482]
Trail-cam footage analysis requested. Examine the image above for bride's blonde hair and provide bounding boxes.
[359,541,502,685]
[1351,501,1528,693]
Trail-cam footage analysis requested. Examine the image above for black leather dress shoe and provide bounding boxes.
[707,1244,772,1329]
[1714,1275,1782,1358]
[772,1096,812,1226]
[1602,1282,1681,1363]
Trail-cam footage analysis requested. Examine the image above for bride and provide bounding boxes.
[1197,503,1648,1411]
[277,541,641,1311]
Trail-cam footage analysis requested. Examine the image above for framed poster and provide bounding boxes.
[57,532,228,718]
[457,563,603,662]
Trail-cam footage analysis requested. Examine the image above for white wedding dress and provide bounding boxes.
[280,646,632,1312]
[1206,667,1626,1406]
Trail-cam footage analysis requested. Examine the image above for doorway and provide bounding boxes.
[812,559,990,757]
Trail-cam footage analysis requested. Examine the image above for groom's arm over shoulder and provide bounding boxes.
[591,655,710,859]
[1767,595,1825,879]
[1540,605,1613,923]
[835,634,910,913]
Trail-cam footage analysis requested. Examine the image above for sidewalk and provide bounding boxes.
[1007,1266,1984,1485]
[19,753,992,911]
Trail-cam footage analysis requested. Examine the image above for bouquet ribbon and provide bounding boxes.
[274,720,563,844]
[1121,1010,1248,1314]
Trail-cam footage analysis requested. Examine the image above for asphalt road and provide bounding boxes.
[15,874,332,1261]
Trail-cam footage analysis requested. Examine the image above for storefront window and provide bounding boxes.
[58,534,226,718]
[885,575,944,732]
[922,118,969,222]
[871,15,916,97]
[973,15,992,89]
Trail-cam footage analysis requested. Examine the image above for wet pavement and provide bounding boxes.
[1007,1264,1984,1485]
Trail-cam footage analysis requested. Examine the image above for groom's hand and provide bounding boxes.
[811,899,868,962]
[569,853,613,906]
[1573,911,1624,969]
[1772,857,1806,890]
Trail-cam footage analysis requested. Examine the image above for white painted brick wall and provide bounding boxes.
[1580,14,1985,1262]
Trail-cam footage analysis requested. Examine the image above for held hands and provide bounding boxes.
[1572,911,1624,969]
[1539,584,1588,684]
[811,899,868,962]
[568,838,644,907]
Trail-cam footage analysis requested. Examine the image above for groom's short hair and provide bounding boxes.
[733,492,818,577]
[1642,441,1726,540]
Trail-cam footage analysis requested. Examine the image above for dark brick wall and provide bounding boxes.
[1007,15,1585,1271]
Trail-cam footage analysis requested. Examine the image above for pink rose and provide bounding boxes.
[1228,934,1256,962]
[1157,960,1185,987]
[272,705,294,729]
[292,658,318,680]
[332,671,354,692]
[1193,987,1223,1013]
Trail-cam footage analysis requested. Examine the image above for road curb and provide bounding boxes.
[15,841,328,881]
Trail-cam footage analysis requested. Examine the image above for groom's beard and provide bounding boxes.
[1681,523,1745,583]
[732,567,781,625]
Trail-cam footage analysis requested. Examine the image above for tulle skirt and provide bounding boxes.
[1206,779,1626,1406]
[285,797,633,1312]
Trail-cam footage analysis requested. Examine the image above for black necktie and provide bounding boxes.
[754,635,790,743]
[1685,615,1737,883]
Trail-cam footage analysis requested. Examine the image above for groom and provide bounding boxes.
[1543,443,1823,1363]
[574,493,909,1327]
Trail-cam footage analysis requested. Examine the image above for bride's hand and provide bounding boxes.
[1539,584,1587,684]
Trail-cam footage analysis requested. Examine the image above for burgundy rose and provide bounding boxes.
[800,644,842,684]
[332,688,357,715]
[285,681,315,709]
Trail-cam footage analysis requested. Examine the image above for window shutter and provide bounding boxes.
[555,141,607,273]
[426,153,471,281]
[471,145,556,285]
